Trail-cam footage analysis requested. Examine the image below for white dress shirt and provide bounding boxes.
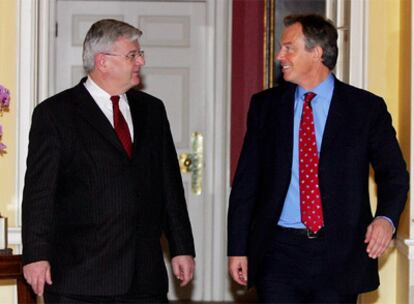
[84,77,134,141]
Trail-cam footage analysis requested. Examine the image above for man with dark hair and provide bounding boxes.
[22,19,195,303]
[228,14,408,303]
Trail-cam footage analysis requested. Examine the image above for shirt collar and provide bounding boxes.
[85,76,111,99]
[296,73,335,101]
[84,76,127,102]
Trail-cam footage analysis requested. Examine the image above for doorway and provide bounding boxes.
[19,0,231,301]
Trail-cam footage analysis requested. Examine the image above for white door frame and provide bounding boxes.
[348,0,368,89]
[16,0,232,301]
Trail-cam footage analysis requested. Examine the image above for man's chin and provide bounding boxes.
[131,77,140,87]
[282,73,294,83]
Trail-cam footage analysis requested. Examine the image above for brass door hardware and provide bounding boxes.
[178,132,203,195]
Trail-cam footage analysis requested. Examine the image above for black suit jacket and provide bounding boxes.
[22,79,195,296]
[228,77,409,294]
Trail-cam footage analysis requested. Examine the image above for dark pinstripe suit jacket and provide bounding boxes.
[22,79,195,296]
[228,77,409,294]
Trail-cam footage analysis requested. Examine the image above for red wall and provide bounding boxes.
[231,0,265,182]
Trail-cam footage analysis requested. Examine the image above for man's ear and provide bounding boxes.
[313,45,323,62]
[95,53,107,71]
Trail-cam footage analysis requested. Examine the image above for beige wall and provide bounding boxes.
[0,0,18,223]
[360,0,411,303]
[397,0,411,303]
[0,1,19,303]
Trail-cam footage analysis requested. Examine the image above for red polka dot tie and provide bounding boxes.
[299,92,324,233]
[111,95,133,158]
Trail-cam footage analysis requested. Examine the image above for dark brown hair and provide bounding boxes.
[284,14,338,70]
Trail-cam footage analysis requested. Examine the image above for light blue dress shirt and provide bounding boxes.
[278,74,334,228]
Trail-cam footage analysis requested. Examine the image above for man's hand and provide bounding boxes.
[171,255,195,287]
[23,260,52,296]
[228,256,248,286]
[365,217,394,259]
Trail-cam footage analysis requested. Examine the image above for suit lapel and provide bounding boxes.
[72,80,126,155]
[276,85,296,163]
[127,90,148,158]
[319,79,348,162]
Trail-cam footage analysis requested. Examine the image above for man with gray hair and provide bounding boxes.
[22,19,195,303]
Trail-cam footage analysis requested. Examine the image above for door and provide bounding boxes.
[55,0,209,300]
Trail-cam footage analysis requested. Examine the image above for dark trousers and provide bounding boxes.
[255,226,358,304]
[44,291,168,304]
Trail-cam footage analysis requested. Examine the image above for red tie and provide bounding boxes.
[110,95,133,158]
[299,92,324,233]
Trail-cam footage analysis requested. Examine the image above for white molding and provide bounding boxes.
[201,0,232,300]
[224,1,233,300]
[6,227,22,254]
[405,239,414,303]
[38,0,56,100]
[205,1,231,300]
[394,236,413,258]
[72,15,124,46]
[349,0,368,89]
[391,237,414,303]
[139,15,191,47]
[16,0,56,231]
[8,227,21,246]
[402,238,414,259]
[16,0,39,229]
[143,67,190,148]
[203,0,214,298]
[325,0,334,18]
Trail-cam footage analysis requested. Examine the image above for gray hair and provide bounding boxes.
[82,19,142,73]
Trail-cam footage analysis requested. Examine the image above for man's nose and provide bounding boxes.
[136,56,145,66]
[276,49,284,61]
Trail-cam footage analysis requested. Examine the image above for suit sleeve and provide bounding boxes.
[159,103,196,258]
[22,104,61,265]
[227,94,263,256]
[369,97,409,229]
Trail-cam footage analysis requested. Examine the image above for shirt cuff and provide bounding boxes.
[376,216,396,234]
